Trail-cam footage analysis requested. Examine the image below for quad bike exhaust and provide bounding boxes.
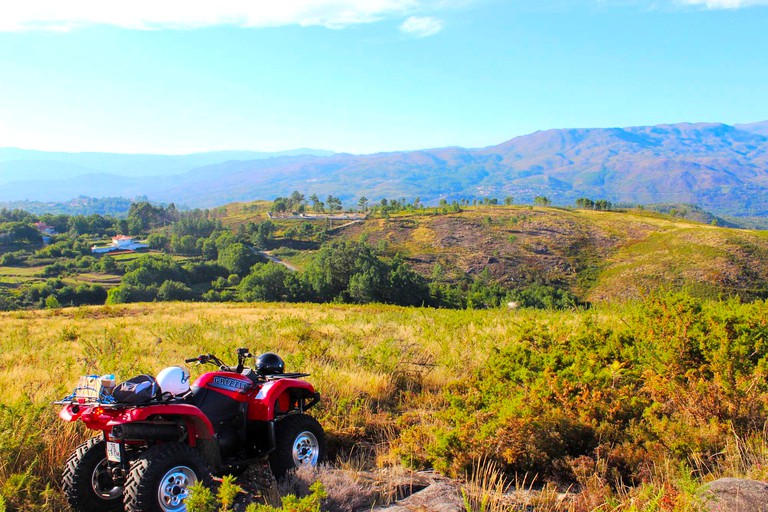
[111,422,186,441]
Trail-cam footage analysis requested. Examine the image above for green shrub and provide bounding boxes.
[246,481,326,512]
[393,292,768,481]
[187,475,243,512]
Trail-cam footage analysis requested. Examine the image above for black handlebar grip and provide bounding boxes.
[184,357,199,363]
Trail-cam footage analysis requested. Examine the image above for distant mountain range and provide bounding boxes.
[1,121,767,216]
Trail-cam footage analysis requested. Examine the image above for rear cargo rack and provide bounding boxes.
[56,375,117,405]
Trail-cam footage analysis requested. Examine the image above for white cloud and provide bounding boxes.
[678,0,768,7]
[399,16,444,37]
[0,0,437,32]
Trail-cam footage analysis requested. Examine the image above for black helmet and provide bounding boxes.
[256,352,285,375]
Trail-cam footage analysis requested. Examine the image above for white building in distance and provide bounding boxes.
[91,235,149,254]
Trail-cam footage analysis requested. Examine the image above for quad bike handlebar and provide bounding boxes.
[185,348,254,373]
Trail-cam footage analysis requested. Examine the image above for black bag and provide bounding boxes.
[113,375,159,404]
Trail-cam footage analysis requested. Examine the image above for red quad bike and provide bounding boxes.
[57,348,326,512]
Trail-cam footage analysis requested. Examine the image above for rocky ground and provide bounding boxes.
[223,462,768,512]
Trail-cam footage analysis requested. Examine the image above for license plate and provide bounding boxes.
[106,441,121,463]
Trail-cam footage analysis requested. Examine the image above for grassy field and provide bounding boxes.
[0,266,122,293]
[211,200,272,228]
[0,265,45,288]
[3,296,768,510]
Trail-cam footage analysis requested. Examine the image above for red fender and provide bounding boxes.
[247,379,316,421]
[59,403,215,440]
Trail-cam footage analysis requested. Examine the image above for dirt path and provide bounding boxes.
[257,251,298,272]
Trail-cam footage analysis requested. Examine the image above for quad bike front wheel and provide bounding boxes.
[123,442,212,512]
[62,437,124,512]
[270,413,326,477]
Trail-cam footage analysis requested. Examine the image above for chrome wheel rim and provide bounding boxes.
[157,465,197,512]
[91,458,122,500]
[292,431,320,467]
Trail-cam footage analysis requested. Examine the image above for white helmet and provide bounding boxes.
[157,366,190,396]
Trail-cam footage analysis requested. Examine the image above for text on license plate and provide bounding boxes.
[106,441,121,463]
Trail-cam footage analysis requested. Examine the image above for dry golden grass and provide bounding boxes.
[3,298,768,511]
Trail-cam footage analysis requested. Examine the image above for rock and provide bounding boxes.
[375,482,464,512]
[703,478,768,512]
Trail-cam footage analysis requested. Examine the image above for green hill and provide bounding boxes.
[219,203,768,304]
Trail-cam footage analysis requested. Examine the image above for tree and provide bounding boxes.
[309,194,324,213]
[251,221,275,249]
[201,238,218,260]
[289,191,305,211]
[96,255,117,273]
[357,196,369,213]
[107,284,133,304]
[40,213,69,233]
[238,263,292,302]
[218,243,256,276]
[157,280,196,301]
[384,254,429,306]
[271,198,288,214]
[301,241,427,306]
[302,241,383,302]
[326,195,342,213]
[45,295,61,309]
[534,196,551,207]
[0,222,41,244]
[171,235,199,255]
[594,199,612,211]
[127,201,164,233]
[147,233,169,251]
[67,215,90,235]
[576,197,595,209]
[122,254,187,287]
[347,270,380,303]
[504,196,514,206]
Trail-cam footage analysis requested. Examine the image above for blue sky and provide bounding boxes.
[0,0,766,155]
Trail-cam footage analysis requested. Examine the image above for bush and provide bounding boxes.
[0,251,25,266]
[393,292,768,482]
[512,283,579,310]
[157,280,196,302]
[247,481,326,512]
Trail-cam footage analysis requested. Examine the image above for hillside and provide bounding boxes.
[2,121,768,216]
[219,204,768,304]
[3,298,768,510]
[0,147,333,184]
[3,200,767,310]
[736,120,768,137]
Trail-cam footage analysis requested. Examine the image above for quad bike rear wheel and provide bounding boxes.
[123,442,212,512]
[62,437,124,512]
[270,413,326,477]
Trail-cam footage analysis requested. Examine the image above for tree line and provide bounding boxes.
[0,198,589,311]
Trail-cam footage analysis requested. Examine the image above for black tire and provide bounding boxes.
[269,413,326,478]
[62,437,124,512]
[123,442,212,512]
